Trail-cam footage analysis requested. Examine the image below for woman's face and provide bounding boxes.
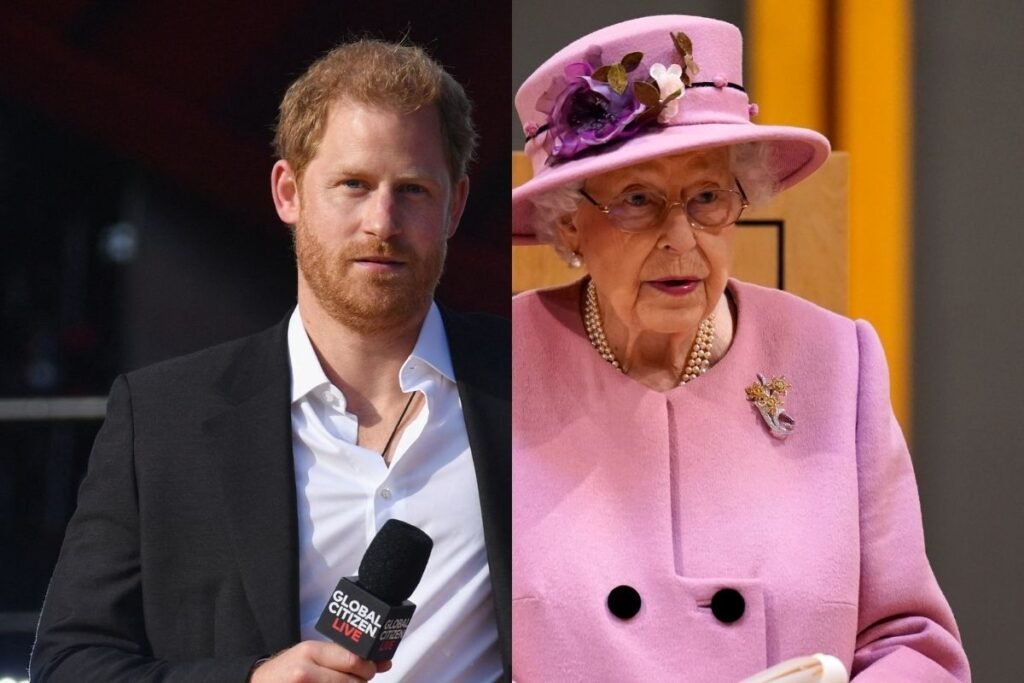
[560,148,737,336]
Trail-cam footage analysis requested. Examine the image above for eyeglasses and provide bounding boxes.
[579,181,749,233]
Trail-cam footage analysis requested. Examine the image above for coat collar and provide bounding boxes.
[203,315,300,651]
[439,306,512,678]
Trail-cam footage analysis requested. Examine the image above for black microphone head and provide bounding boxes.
[358,519,433,604]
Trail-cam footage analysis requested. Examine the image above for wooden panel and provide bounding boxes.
[744,151,849,314]
[512,152,533,189]
[835,0,912,427]
[732,224,780,289]
[512,246,580,293]
[512,151,849,315]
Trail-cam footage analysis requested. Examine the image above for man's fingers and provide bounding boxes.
[308,641,380,680]
[250,641,382,683]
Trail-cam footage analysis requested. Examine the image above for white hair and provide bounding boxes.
[729,140,780,205]
[529,179,584,262]
[528,141,781,263]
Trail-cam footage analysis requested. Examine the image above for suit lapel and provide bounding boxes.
[203,318,301,651]
[196,308,509,666]
[441,308,512,677]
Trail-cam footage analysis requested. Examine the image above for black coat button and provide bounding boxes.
[710,588,745,624]
[607,585,642,620]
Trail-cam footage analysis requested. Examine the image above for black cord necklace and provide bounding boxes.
[381,392,416,460]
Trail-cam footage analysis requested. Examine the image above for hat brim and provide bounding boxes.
[512,122,830,244]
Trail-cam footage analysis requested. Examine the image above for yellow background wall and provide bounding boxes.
[749,0,913,429]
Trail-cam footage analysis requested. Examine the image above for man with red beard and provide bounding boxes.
[32,40,509,683]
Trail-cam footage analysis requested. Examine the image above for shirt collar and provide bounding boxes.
[287,303,455,405]
[288,307,332,404]
[405,302,455,384]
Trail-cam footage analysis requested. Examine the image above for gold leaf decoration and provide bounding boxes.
[684,54,700,79]
[632,88,681,127]
[745,374,796,439]
[633,80,661,107]
[592,65,610,82]
[671,31,694,60]
[620,51,643,72]
[671,31,699,86]
[607,63,628,94]
[746,383,768,401]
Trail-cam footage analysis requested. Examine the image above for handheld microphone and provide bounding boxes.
[315,519,433,661]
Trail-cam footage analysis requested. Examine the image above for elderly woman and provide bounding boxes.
[511,16,970,682]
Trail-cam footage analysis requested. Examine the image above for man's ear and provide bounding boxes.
[271,160,301,225]
[445,175,470,238]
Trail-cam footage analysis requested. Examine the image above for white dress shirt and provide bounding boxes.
[289,304,501,682]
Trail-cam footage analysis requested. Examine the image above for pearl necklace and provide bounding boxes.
[583,279,715,385]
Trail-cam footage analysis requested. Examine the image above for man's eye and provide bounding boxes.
[400,184,428,195]
[338,179,367,190]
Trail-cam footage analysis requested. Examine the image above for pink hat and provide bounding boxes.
[512,15,831,243]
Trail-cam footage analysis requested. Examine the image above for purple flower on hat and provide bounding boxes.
[537,60,646,163]
[527,34,700,164]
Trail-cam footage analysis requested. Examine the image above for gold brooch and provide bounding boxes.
[745,374,795,439]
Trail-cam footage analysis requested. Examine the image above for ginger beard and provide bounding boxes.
[293,217,447,334]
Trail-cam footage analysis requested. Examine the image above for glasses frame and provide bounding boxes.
[579,179,750,233]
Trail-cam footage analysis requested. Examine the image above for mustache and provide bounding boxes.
[338,238,414,261]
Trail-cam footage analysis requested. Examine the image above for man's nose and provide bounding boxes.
[363,190,400,239]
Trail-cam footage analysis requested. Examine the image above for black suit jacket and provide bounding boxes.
[31,308,510,682]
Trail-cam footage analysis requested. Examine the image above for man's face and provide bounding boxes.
[288,99,467,333]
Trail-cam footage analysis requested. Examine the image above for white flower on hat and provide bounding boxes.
[649,63,685,123]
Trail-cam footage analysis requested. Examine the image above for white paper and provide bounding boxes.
[739,654,849,683]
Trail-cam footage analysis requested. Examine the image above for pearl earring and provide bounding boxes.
[568,252,583,269]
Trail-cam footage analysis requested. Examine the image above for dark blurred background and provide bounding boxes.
[0,1,510,676]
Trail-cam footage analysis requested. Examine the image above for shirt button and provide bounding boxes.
[380,487,393,500]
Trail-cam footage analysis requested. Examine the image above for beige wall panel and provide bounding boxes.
[730,227,779,289]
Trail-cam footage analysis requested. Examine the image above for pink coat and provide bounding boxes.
[512,279,969,682]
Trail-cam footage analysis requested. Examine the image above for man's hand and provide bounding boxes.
[249,641,392,682]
